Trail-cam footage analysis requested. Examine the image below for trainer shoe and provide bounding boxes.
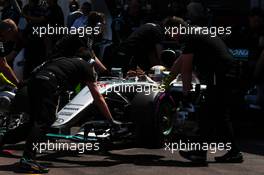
[19,157,49,174]
[215,151,244,163]
[179,150,207,163]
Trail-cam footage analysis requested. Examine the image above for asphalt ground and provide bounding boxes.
[0,136,263,175]
[0,108,263,175]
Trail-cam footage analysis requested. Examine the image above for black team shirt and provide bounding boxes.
[43,57,96,90]
[120,23,163,56]
[181,34,233,76]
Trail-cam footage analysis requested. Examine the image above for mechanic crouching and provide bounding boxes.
[19,57,120,173]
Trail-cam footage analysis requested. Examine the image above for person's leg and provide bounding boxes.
[213,80,243,162]
[23,79,58,159]
[179,84,214,163]
[179,80,242,163]
[21,78,58,173]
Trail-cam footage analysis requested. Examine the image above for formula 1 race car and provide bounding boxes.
[0,70,206,151]
[47,75,174,148]
[46,73,207,149]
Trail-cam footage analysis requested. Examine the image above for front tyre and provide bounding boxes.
[132,92,176,148]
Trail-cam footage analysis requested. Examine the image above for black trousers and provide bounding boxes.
[23,72,59,160]
[197,74,240,153]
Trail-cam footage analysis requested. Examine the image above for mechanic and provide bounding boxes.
[71,2,91,28]
[0,0,22,24]
[48,11,109,76]
[163,16,243,163]
[106,22,164,74]
[22,0,47,79]
[67,0,82,28]
[0,18,23,85]
[18,57,120,173]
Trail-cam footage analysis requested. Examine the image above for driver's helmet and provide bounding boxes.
[150,65,166,75]
[161,49,181,68]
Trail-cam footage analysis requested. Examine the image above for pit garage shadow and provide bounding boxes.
[0,138,261,173]
[0,149,209,174]
[35,151,209,169]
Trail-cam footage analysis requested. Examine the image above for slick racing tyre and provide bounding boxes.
[131,91,176,148]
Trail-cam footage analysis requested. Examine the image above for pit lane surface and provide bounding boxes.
[0,138,263,175]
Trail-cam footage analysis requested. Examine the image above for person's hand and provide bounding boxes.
[126,70,137,77]
[126,68,145,78]
[163,72,177,91]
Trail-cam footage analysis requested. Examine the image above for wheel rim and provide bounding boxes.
[159,103,175,136]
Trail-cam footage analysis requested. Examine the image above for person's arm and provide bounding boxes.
[149,43,163,66]
[89,49,107,73]
[94,56,107,73]
[163,54,183,89]
[87,81,116,123]
[171,54,183,74]
[78,47,108,73]
[165,54,193,92]
[181,54,193,95]
[0,57,19,85]
[155,43,163,63]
